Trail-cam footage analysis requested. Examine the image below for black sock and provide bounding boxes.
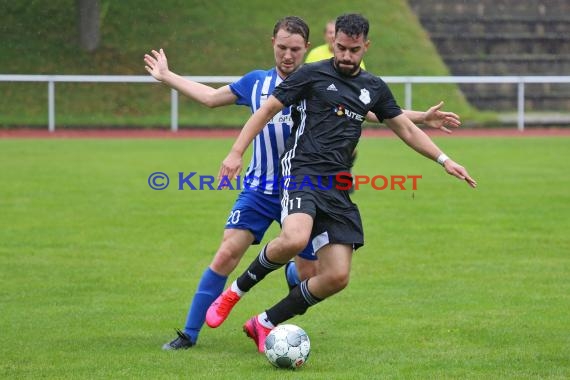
[265,279,322,325]
[236,245,283,292]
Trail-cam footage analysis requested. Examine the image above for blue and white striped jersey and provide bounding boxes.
[229,68,293,195]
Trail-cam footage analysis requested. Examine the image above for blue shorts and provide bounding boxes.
[226,189,315,261]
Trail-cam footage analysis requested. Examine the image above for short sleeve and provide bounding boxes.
[229,70,264,107]
[370,80,402,121]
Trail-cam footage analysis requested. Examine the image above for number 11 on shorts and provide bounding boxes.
[288,197,301,210]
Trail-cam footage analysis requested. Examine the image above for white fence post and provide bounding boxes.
[517,79,525,132]
[405,81,412,110]
[170,89,178,132]
[48,80,55,132]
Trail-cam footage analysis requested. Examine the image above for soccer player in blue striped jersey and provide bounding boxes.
[145,16,315,350]
[144,15,462,350]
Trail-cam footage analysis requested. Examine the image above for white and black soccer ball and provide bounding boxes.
[264,324,310,369]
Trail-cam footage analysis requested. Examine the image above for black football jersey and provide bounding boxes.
[272,58,402,177]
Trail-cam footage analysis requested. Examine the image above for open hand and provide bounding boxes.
[443,159,477,188]
[424,101,461,134]
[144,48,169,81]
[218,150,243,187]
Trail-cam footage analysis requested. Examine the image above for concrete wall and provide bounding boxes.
[408,0,570,110]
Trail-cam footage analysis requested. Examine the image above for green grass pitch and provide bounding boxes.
[0,136,568,379]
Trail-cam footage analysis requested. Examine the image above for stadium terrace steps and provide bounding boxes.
[408,0,570,112]
[418,15,570,35]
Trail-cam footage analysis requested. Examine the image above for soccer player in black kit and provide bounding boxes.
[207,13,478,353]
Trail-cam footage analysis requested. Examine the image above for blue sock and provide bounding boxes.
[286,261,301,287]
[183,267,227,343]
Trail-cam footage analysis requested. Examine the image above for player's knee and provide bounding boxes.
[290,239,311,256]
[217,245,237,261]
[280,233,310,255]
[328,271,350,293]
[296,261,317,281]
[212,244,243,270]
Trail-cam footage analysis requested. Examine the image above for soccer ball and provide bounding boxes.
[264,324,310,369]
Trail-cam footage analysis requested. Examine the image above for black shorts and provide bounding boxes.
[280,175,364,252]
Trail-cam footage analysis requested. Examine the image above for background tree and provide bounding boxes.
[76,0,100,52]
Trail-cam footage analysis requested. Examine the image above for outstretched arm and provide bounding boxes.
[366,101,460,133]
[385,114,477,188]
[219,95,285,180]
[144,48,236,107]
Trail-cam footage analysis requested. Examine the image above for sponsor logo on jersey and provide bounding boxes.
[333,104,364,121]
[272,112,293,124]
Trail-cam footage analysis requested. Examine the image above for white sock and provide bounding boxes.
[230,281,245,297]
[257,312,275,329]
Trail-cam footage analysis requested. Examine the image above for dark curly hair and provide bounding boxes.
[335,13,369,40]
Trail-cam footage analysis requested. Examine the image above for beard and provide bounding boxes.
[334,60,360,76]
